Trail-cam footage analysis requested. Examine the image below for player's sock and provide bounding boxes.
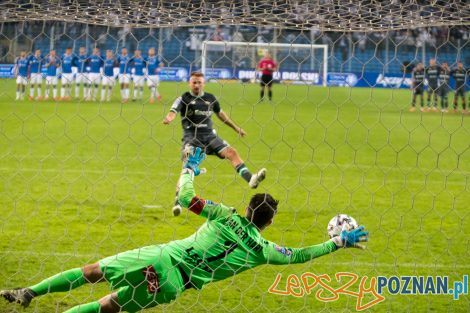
[108,87,112,101]
[134,87,138,99]
[139,87,143,99]
[16,91,20,100]
[125,88,130,99]
[260,90,264,100]
[75,85,80,98]
[61,87,65,98]
[30,87,34,97]
[268,90,272,100]
[101,88,106,101]
[37,87,42,98]
[29,268,85,296]
[63,301,100,313]
[235,163,252,182]
[53,87,57,98]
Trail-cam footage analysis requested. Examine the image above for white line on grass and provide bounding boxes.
[1,250,469,269]
[142,204,162,209]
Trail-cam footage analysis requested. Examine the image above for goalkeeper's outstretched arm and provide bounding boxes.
[265,226,369,265]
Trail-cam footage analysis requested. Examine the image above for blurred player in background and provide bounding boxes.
[451,62,468,113]
[60,47,75,101]
[101,50,117,102]
[28,49,43,100]
[257,50,277,103]
[163,72,267,216]
[145,47,162,103]
[425,58,440,112]
[0,148,368,313]
[75,47,89,100]
[131,50,145,101]
[88,48,103,101]
[117,47,131,102]
[44,50,60,101]
[14,51,29,101]
[438,62,451,113]
[409,62,425,112]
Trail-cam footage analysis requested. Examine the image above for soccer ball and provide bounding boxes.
[327,214,358,238]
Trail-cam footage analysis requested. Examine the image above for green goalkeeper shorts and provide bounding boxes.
[99,245,185,313]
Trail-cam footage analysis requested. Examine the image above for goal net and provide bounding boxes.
[1,1,470,312]
[201,41,328,86]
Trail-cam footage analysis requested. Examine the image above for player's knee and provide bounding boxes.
[99,293,120,313]
[82,262,104,283]
[223,147,238,160]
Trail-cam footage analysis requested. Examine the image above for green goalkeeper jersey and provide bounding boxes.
[165,171,337,290]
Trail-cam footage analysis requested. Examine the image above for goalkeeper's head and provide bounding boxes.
[246,193,278,231]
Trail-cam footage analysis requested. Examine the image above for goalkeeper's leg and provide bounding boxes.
[0,263,105,308]
[64,293,120,313]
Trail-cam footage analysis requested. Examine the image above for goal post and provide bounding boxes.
[201,41,328,86]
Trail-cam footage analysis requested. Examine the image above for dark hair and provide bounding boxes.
[190,71,204,78]
[246,193,278,229]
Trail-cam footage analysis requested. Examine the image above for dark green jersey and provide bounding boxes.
[425,65,440,87]
[412,68,425,87]
[439,67,450,86]
[170,91,221,135]
[166,171,337,289]
[451,68,467,89]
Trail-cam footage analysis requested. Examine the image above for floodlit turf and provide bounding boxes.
[0,80,469,312]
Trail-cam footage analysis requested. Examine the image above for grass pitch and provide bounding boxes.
[0,80,469,312]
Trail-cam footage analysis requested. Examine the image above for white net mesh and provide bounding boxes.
[1,0,470,31]
[1,2,470,313]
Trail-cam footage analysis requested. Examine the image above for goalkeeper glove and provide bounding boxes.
[332,225,369,249]
[184,146,206,176]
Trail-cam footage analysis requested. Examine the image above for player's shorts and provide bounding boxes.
[119,74,131,84]
[16,76,28,85]
[45,76,58,85]
[88,73,101,85]
[182,130,230,159]
[413,86,424,95]
[61,73,74,85]
[455,86,466,98]
[133,75,145,87]
[30,73,43,85]
[102,75,115,86]
[75,72,88,84]
[438,85,449,97]
[260,74,274,87]
[146,75,159,87]
[99,245,185,312]
[427,84,438,93]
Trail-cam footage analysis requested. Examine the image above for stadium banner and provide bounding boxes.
[327,72,412,88]
[1,64,468,90]
[158,67,189,81]
[0,64,15,78]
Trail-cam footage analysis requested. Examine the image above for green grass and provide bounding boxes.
[0,80,469,312]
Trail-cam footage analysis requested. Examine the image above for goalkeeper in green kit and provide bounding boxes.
[0,148,369,313]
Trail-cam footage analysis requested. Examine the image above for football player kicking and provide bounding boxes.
[0,148,368,313]
[163,71,267,216]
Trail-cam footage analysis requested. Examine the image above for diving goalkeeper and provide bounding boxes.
[0,148,368,313]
